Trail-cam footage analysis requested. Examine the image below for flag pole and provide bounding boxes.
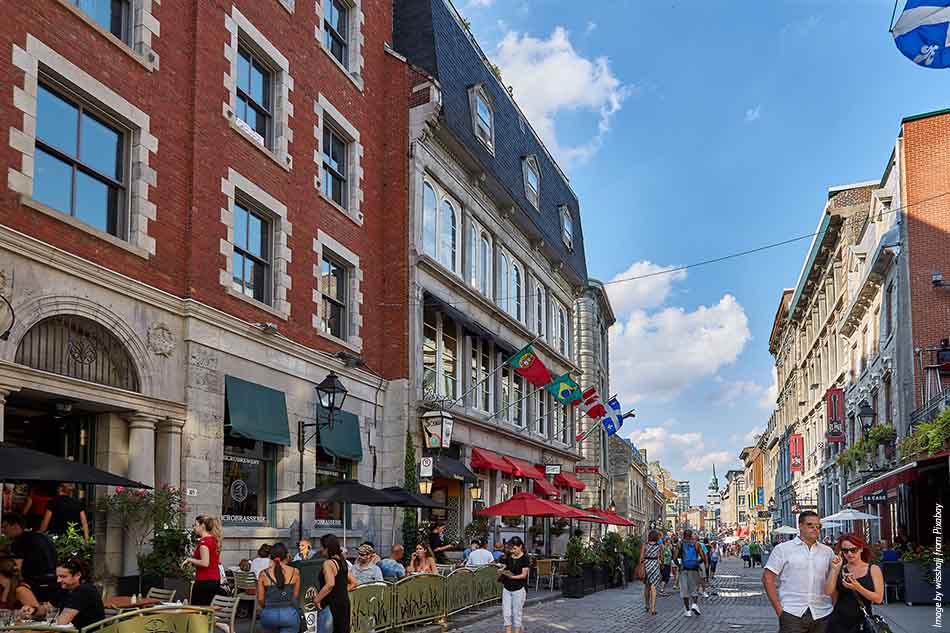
[485,383,546,425]
[443,335,542,411]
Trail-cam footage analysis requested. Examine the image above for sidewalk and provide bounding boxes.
[877,601,942,632]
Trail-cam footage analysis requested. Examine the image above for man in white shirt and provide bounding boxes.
[465,539,495,568]
[762,511,834,633]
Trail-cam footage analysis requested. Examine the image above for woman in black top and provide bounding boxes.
[313,535,357,633]
[55,557,105,631]
[40,483,89,541]
[499,536,529,633]
[824,533,884,633]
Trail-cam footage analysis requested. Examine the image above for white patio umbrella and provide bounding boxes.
[722,536,740,544]
[773,525,799,535]
[822,508,880,522]
[820,521,843,530]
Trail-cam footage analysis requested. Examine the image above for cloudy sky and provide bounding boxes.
[461,0,950,503]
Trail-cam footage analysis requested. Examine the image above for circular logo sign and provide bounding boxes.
[230,479,249,503]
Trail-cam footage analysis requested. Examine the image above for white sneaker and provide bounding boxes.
[684,609,693,617]
[691,603,702,615]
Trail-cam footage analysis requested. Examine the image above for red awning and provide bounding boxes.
[503,456,546,480]
[586,507,636,527]
[842,461,920,505]
[533,478,559,498]
[471,448,515,474]
[554,471,586,491]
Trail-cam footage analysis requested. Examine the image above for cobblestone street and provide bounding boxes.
[445,556,779,633]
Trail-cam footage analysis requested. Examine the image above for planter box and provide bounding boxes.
[594,565,607,592]
[561,575,584,598]
[902,560,949,605]
[582,563,595,595]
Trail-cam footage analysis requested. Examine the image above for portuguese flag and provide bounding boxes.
[506,345,553,387]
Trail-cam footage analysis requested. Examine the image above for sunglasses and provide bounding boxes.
[840,547,859,554]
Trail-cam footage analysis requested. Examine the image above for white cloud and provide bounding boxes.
[605,261,686,314]
[628,426,704,462]
[684,451,733,473]
[710,378,764,406]
[760,366,778,410]
[494,27,630,167]
[610,294,751,404]
[467,0,494,7]
[745,105,761,122]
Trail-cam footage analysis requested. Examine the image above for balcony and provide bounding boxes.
[911,385,950,427]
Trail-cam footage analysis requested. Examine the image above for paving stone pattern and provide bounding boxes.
[445,557,779,633]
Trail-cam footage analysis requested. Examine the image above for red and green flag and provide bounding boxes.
[506,345,553,388]
[546,373,583,405]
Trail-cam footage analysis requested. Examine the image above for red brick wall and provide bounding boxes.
[0,0,410,380]
[902,112,950,407]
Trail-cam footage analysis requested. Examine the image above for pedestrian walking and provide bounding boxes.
[659,537,673,596]
[670,535,680,591]
[639,530,662,615]
[741,541,751,567]
[762,511,834,633]
[498,536,530,633]
[750,541,762,568]
[824,533,884,633]
[183,515,223,606]
[708,541,720,580]
[675,529,706,618]
[313,535,357,633]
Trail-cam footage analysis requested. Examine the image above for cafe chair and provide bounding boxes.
[881,561,905,605]
[210,594,239,633]
[146,587,177,602]
[534,559,557,591]
[231,570,259,633]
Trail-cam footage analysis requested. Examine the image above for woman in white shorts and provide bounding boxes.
[498,536,530,633]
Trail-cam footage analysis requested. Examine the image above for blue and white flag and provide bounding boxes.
[601,397,625,436]
[893,1,950,68]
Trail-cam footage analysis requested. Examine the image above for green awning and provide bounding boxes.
[225,375,292,446]
[317,408,363,461]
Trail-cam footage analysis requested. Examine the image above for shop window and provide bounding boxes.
[313,453,352,527]
[223,432,276,525]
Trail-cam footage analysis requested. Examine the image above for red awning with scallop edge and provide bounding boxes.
[471,448,515,474]
[533,477,559,498]
[554,471,586,491]
[503,456,546,480]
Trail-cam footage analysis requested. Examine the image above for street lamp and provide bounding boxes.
[316,372,348,428]
[469,481,483,501]
[422,408,454,449]
[419,478,433,495]
[608,501,617,513]
[857,400,875,433]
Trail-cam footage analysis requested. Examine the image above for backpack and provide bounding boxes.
[681,543,700,570]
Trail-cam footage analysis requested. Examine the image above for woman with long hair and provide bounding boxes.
[55,557,104,630]
[313,535,357,633]
[639,530,662,615]
[184,515,222,605]
[257,543,301,633]
[824,532,884,633]
[498,536,530,633]
[406,543,438,574]
[0,557,43,619]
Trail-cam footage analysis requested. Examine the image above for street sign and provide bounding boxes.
[863,491,887,504]
[544,464,562,476]
[420,457,434,478]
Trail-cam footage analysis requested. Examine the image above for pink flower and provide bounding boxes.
[115,486,126,494]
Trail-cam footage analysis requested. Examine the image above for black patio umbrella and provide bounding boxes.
[0,444,151,488]
[381,486,445,548]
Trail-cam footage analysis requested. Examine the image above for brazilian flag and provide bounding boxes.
[545,374,582,405]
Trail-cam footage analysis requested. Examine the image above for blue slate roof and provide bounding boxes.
[394,0,588,283]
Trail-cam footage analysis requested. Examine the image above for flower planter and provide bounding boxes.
[902,560,950,605]
[582,563,596,595]
[594,564,607,592]
[561,575,584,598]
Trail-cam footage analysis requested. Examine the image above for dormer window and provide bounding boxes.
[523,156,540,208]
[560,205,574,250]
[470,85,494,151]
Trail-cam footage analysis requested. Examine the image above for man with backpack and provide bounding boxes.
[675,529,707,618]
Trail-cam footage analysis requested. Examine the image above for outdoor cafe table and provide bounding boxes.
[103,596,161,611]
[0,625,77,632]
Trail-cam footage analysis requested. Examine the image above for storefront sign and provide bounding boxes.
[422,411,453,449]
[420,457,434,478]
[789,434,804,473]
[863,491,887,504]
[223,453,268,524]
[544,464,562,476]
[574,466,603,478]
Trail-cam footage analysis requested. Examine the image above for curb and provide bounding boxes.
[414,591,566,632]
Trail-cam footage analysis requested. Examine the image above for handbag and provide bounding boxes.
[858,605,893,633]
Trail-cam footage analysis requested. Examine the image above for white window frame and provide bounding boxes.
[536,392,548,437]
[498,252,511,312]
[560,205,574,251]
[535,281,547,339]
[313,229,363,351]
[554,300,569,356]
[314,0,365,90]
[470,337,494,414]
[420,177,461,275]
[223,7,294,171]
[56,0,160,69]
[219,168,293,320]
[469,84,494,152]
[507,372,525,428]
[511,261,525,323]
[9,35,158,258]
[523,155,540,209]
[315,94,364,225]
[422,309,460,399]
[468,219,492,297]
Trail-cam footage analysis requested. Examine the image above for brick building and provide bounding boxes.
[0,0,410,576]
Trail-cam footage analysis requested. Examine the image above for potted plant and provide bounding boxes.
[561,536,585,598]
[137,525,196,598]
[464,518,489,544]
[900,545,950,604]
[602,532,624,587]
[50,523,95,567]
[622,534,642,581]
[581,544,598,594]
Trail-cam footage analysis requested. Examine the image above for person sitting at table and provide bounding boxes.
[378,545,406,580]
[257,542,301,633]
[55,557,104,630]
[0,557,44,620]
[879,539,900,562]
[352,545,383,585]
[492,541,506,562]
[406,543,438,574]
[40,483,89,541]
[1,514,57,603]
[293,538,315,562]
[251,544,273,579]
[465,539,495,568]
[358,542,381,566]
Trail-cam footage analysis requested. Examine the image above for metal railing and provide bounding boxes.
[910,385,950,426]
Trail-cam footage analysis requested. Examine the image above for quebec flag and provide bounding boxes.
[601,397,625,436]
[893,1,950,68]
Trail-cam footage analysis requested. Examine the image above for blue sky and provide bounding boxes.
[461,0,950,503]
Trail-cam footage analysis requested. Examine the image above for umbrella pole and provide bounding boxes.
[391,507,397,548]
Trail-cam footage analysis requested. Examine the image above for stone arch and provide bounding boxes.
[5,294,155,395]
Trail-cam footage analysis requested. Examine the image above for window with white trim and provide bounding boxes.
[470,85,494,150]
[323,0,349,66]
[561,205,574,250]
[315,0,364,87]
[511,262,524,323]
[319,255,347,339]
[510,373,525,427]
[536,392,548,437]
[498,252,511,312]
[523,156,540,209]
[535,282,547,339]
[470,337,493,413]
[315,95,364,224]
[70,0,131,42]
[236,43,274,148]
[422,307,458,399]
[554,301,568,355]
[467,220,492,297]
[312,230,363,350]
[231,199,272,304]
[420,178,460,274]
[322,124,347,207]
